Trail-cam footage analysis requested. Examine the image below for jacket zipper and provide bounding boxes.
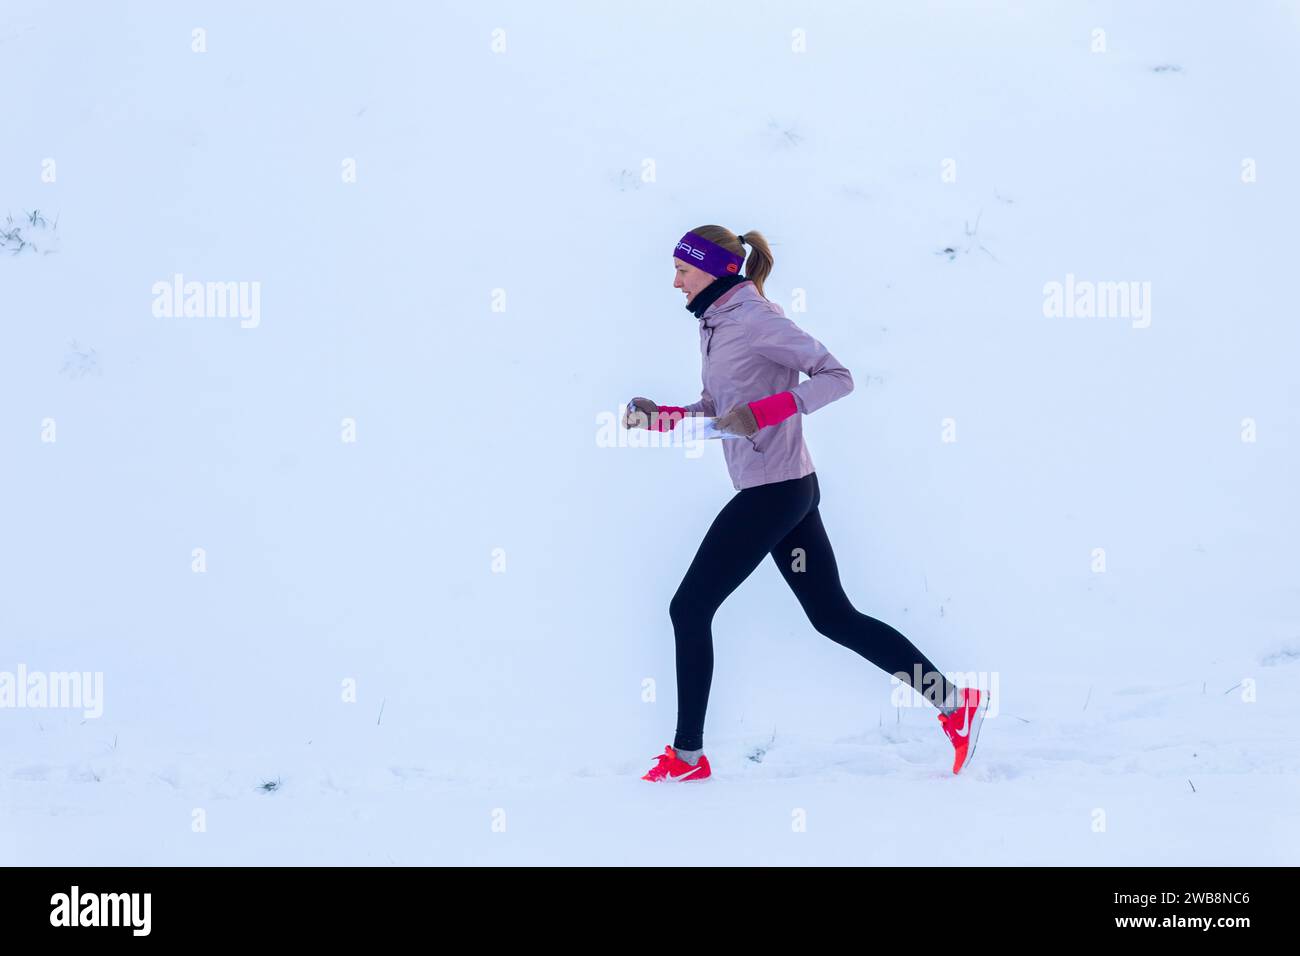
[703,312,761,455]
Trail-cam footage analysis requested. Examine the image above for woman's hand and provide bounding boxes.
[713,403,758,437]
[624,397,658,429]
[625,397,690,431]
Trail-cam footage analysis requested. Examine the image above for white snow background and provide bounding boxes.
[2,0,1298,865]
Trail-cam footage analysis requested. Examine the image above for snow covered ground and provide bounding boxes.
[3,0,1298,865]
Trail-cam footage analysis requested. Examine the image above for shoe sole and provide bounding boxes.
[956,692,989,774]
[642,763,712,782]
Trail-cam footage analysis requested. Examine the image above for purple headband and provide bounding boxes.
[673,230,745,277]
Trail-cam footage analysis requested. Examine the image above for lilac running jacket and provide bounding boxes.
[681,279,854,490]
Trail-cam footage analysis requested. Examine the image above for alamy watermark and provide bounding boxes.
[1043,273,1151,328]
[152,273,261,328]
[890,667,999,718]
[596,405,714,459]
[50,886,150,935]
[0,664,103,719]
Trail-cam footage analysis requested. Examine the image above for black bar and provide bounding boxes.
[0,866,1286,940]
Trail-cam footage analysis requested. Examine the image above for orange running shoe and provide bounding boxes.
[641,745,711,782]
[937,687,989,774]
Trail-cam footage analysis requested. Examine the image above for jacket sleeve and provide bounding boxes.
[682,385,716,416]
[742,309,854,415]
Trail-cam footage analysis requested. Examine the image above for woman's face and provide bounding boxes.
[673,258,715,306]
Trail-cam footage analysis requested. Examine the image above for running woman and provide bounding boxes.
[625,225,989,782]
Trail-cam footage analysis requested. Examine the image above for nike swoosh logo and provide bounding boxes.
[954,707,972,738]
[668,766,702,781]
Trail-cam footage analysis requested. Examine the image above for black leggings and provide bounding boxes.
[669,471,956,752]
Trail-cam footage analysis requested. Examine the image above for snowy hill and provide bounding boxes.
[2,0,1298,864]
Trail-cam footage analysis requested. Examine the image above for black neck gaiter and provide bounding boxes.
[686,273,751,319]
